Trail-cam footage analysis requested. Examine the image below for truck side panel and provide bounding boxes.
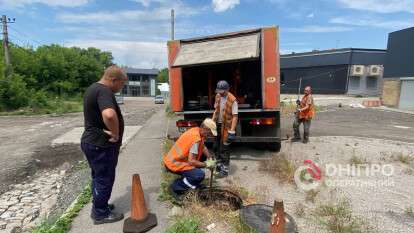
[262,27,280,109]
[168,41,183,112]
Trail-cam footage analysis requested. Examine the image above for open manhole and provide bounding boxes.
[240,204,298,233]
[185,188,243,211]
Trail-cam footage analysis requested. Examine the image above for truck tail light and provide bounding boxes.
[249,118,275,126]
[176,120,198,128]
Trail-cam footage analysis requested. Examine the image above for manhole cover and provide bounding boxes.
[240,204,298,233]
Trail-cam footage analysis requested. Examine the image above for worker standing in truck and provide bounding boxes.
[212,80,238,178]
[292,86,315,143]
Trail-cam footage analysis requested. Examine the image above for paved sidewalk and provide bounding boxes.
[69,109,170,233]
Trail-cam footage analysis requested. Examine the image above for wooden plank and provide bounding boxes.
[173,34,260,67]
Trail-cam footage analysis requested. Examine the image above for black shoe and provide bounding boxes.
[90,204,115,219]
[215,164,229,178]
[303,139,309,144]
[291,137,301,142]
[93,212,124,225]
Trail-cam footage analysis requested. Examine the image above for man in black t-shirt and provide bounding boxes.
[81,65,127,224]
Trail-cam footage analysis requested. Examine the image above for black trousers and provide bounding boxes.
[293,117,312,140]
[215,123,231,166]
[81,142,119,219]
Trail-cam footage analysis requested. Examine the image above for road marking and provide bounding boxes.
[51,126,142,147]
[393,125,412,129]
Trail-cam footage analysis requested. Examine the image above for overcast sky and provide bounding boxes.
[1,0,413,68]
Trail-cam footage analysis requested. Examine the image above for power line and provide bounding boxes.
[7,24,44,46]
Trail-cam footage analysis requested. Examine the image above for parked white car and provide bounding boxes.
[154,95,164,104]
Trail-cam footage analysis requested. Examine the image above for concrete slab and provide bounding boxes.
[51,126,142,150]
[69,110,170,233]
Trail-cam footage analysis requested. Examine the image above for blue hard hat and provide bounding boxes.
[216,80,230,91]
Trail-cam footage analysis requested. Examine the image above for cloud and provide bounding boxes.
[58,2,199,24]
[307,13,315,18]
[0,0,91,8]
[337,0,414,13]
[330,17,414,30]
[131,0,166,7]
[67,40,167,68]
[284,25,353,33]
[212,0,240,12]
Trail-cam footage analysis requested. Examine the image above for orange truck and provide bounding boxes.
[168,27,281,151]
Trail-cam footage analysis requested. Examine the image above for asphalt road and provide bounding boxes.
[281,107,414,143]
[0,97,162,194]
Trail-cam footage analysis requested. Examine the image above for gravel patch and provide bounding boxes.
[218,136,414,233]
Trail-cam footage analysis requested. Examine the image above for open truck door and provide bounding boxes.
[168,27,281,151]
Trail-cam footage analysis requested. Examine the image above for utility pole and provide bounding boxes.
[1,15,15,69]
[171,9,175,40]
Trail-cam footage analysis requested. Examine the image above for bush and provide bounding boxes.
[29,90,49,110]
[0,73,30,110]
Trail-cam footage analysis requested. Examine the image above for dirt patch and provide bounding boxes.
[193,188,243,211]
[33,144,84,169]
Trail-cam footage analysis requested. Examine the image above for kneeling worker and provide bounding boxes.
[163,118,217,197]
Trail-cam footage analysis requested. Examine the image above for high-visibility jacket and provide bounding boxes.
[163,127,204,172]
[299,94,315,120]
[212,92,237,142]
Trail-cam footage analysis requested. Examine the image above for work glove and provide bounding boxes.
[225,130,236,145]
[205,158,217,169]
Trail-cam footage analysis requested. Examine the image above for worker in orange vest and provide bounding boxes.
[292,86,315,143]
[164,118,217,197]
[212,80,238,178]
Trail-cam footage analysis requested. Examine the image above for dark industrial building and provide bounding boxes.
[280,48,386,95]
[121,67,159,97]
[382,27,414,110]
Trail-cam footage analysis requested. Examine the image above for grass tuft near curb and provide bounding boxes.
[165,216,202,233]
[31,182,92,233]
[313,200,376,233]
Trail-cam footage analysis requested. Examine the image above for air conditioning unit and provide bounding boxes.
[369,65,382,76]
[350,65,365,76]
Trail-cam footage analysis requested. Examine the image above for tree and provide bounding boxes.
[0,42,115,111]
[157,68,169,83]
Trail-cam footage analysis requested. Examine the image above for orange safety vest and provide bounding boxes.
[213,92,237,142]
[163,127,205,172]
[299,94,315,120]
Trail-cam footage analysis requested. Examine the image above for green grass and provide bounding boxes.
[350,155,367,165]
[31,182,92,233]
[158,138,179,203]
[0,98,82,116]
[313,200,376,233]
[165,104,176,118]
[393,152,414,165]
[314,105,327,113]
[165,216,203,233]
[405,207,414,218]
[258,152,297,183]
